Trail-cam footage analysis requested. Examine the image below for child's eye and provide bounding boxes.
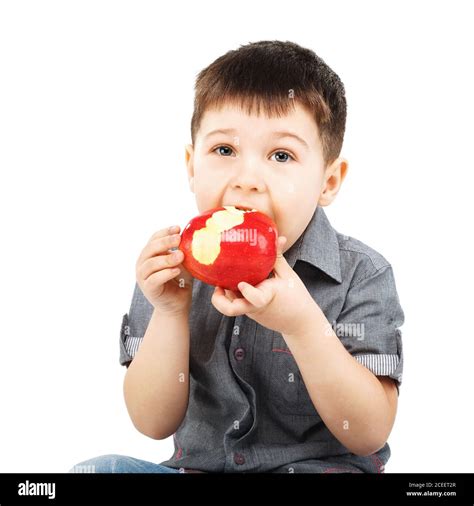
[213,145,235,157]
[271,151,295,163]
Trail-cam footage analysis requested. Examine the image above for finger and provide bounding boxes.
[147,233,182,256]
[237,281,272,308]
[211,287,254,317]
[148,225,180,243]
[224,289,237,301]
[138,249,184,281]
[142,265,182,292]
[136,233,182,269]
[272,236,293,278]
[224,288,245,301]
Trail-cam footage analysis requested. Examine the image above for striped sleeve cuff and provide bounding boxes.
[353,353,402,390]
[124,336,143,358]
[119,313,144,367]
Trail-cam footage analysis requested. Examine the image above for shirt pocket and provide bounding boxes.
[267,333,322,417]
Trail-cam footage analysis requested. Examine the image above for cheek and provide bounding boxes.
[273,193,314,241]
[195,193,214,214]
[273,182,306,214]
[193,163,229,206]
[193,178,221,213]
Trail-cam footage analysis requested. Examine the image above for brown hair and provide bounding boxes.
[190,40,347,166]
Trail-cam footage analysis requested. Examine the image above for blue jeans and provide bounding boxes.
[68,454,181,473]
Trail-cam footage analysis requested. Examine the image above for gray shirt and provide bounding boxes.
[119,206,404,473]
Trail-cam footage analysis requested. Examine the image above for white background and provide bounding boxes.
[1,0,472,473]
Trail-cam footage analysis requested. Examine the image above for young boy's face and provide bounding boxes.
[185,102,347,252]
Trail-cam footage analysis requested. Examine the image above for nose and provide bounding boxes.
[230,164,266,194]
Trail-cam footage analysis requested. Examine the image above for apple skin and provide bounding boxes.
[178,206,278,291]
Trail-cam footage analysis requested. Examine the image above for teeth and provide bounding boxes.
[223,204,257,213]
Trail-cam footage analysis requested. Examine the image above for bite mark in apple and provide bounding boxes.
[192,206,256,265]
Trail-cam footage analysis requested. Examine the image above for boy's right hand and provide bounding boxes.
[136,225,194,315]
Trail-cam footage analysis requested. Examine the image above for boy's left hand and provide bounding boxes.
[211,236,318,336]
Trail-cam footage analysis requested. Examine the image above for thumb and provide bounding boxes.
[272,236,292,278]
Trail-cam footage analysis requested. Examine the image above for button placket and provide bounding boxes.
[231,316,248,368]
[234,347,246,361]
[232,316,242,340]
[233,452,245,465]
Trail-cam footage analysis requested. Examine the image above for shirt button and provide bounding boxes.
[234,347,246,361]
[234,452,245,465]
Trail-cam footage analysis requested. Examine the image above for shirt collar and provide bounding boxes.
[283,205,342,283]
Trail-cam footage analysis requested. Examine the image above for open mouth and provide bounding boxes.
[221,203,275,221]
[223,204,258,213]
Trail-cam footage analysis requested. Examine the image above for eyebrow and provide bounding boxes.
[204,128,309,150]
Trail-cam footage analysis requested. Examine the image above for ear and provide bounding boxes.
[185,143,195,193]
[318,157,349,207]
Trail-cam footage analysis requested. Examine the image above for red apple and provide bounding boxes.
[178,205,278,291]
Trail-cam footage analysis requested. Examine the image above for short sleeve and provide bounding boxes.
[335,264,405,392]
[119,282,154,367]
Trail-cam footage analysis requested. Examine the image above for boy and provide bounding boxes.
[71,40,404,474]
